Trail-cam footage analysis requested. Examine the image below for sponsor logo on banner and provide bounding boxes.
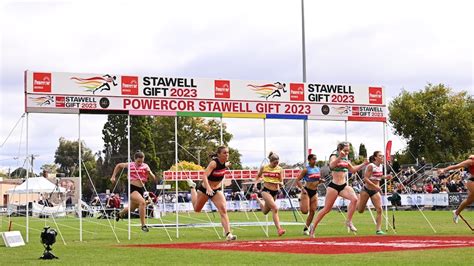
[30,96,54,106]
[214,80,230,98]
[321,105,330,115]
[247,82,287,100]
[332,106,350,115]
[352,106,359,116]
[349,106,384,120]
[99,97,110,108]
[55,96,65,107]
[121,76,139,95]
[69,96,96,108]
[290,83,304,101]
[348,105,386,122]
[70,74,118,94]
[369,87,383,104]
[33,73,52,92]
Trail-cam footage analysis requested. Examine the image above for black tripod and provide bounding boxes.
[40,244,58,260]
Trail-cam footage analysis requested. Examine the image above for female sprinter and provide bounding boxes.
[438,155,474,224]
[309,142,368,237]
[186,146,237,241]
[296,153,323,235]
[357,151,390,235]
[254,152,286,236]
[110,150,156,232]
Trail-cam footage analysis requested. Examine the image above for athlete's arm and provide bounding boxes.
[438,159,472,174]
[329,154,341,169]
[253,166,264,191]
[147,166,156,181]
[348,158,369,173]
[110,162,128,183]
[296,168,308,194]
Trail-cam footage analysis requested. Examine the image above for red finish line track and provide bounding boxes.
[121,236,474,255]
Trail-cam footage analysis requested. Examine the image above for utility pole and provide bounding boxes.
[30,154,39,177]
[195,146,205,166]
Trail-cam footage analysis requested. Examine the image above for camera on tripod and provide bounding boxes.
[387,191,402,210]
[40,227,58,260]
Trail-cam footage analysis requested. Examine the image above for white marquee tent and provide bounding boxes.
[7,177,66,194]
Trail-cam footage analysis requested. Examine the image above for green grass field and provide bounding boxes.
[1,210,473,265]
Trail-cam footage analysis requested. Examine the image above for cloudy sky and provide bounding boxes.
[0,0,472,174]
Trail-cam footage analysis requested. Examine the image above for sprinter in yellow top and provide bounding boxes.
[254,152,286,236]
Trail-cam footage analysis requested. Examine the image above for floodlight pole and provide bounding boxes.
[301,0,309,161]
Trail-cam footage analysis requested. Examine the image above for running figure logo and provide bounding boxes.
[247,82,287,100]
[30,96,54,106]
[70,74,118,94]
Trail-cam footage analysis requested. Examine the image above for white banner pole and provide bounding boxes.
[25,113,29,243]
[220,117,223,145]
[127,115,131,240]
[175,116,179,238]
[383,122,388,231]
[79,114,83,241]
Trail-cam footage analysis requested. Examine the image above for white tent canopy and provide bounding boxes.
[7,177,66,194]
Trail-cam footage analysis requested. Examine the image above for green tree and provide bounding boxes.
[358,143,367,159]
[228,147,242,169]
[101,115,160,195]
[169,161,204,171]
[130,116,159,170]
[10,167,27,178]
[101,115,242,194]
[0,169,7,178]
[348,143,356,161]
[54,137,95,176]
[168,161,203,190]
[389,84,473,163]
[102,115,128,176]
[54,138,97,198]
[149,117,241,170]
[40,163,58,175]
[101,115,159,173]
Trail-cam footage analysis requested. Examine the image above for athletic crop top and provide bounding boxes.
[330,154,349,172]
[207,158,227,182]
[367,163,383,181]
[303,165,321,182]
[262,164,283,184]
[129,162,150,182]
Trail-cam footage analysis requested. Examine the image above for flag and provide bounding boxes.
[385,140,392,162]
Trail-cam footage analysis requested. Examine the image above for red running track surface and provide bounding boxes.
[121,236,474,254]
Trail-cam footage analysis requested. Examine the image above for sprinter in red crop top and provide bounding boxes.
[438,155,474,224]
[110,150,156,232]
[357,151,392,235]
[187,146,237,241]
